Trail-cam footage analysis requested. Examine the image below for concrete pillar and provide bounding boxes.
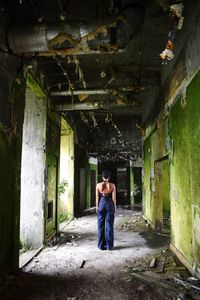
[20,88,47,249]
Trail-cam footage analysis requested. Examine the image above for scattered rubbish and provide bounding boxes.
[173,276,200,292]
[100,71,106,78]
[149,257,157,268]
[155,258,165,273]
[80,260,86,269]
[187,276,200,283]
[71,239,79,247]
[156,232,170,237]
[131,272,178,294]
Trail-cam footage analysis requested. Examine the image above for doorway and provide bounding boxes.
[117,167,128,205]
[90,170,96,207]
[154,156,170,233]
[80,168,86,212]
[59,117,74,225]
[45,154,58,238]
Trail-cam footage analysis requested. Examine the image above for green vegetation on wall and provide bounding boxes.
[169,71,200,267]
[26,73,46,98]
[143,70,200,273]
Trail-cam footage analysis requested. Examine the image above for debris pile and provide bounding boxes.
[122,247,200,300]
[116,211,148,232]
[46,232,81,249]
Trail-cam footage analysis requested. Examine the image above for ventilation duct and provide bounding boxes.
[7,0,145,55]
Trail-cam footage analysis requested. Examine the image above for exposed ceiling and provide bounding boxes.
[0,0,179,162]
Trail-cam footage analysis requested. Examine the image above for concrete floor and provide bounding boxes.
[2,208,199,300]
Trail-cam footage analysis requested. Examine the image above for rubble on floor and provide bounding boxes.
[1,209,200,300]
[122,247,200,300]
[116,211,147,232]
[46,232,81,249]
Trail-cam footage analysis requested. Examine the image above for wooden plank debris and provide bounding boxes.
[80,260,86,268]
[173,276,200,292]
[131,273,179,294]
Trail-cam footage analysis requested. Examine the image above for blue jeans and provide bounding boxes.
[97,197,115,250]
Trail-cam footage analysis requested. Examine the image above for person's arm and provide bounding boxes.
[96,184,99,213]
[112,184,116,211]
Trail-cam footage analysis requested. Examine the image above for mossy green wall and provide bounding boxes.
[143,70,200,274]
[169,71,200,267]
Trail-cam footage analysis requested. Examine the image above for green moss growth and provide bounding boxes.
[26,73,46,98]
[169,71,200,265]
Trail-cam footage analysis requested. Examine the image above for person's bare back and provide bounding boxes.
[97,181,115,195]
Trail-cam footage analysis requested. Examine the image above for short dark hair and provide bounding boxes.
[102,170,110,179]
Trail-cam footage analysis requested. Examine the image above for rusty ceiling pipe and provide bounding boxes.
[50,87,139,96]
[55,101,133,111]
[7,0,145,55]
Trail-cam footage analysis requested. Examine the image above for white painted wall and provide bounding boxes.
[20,88,47,249]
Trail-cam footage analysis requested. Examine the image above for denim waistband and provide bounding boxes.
[100,196,112,201]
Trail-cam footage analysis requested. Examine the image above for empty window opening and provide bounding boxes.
[48,201,53,221]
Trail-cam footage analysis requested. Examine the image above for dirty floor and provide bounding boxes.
[1,208,200,300]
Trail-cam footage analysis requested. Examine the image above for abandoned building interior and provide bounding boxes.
[0,0,200,298]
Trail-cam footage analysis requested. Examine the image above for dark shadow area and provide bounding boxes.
[139,228,170,249]
[117,204,142,211]
[0,271,87,300]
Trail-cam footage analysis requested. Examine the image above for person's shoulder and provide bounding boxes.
[96,182,102,188]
